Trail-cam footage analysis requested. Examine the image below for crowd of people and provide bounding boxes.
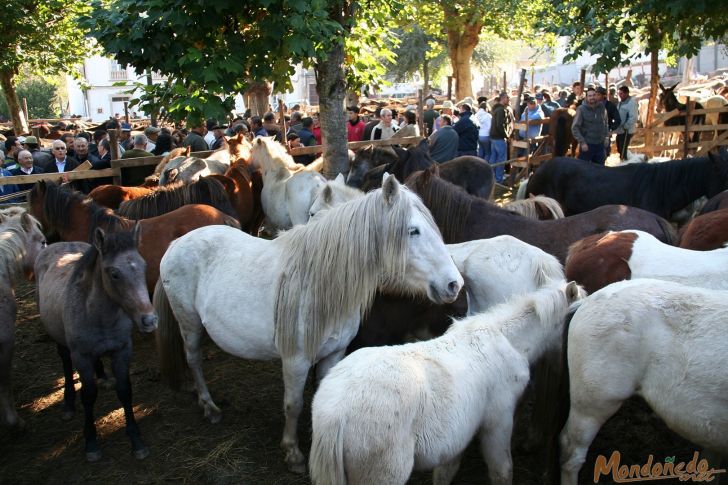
[0,79,640,201]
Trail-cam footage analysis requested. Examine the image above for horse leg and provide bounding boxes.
[94,358,114,390]
[182,324,222,423]
[314,349,346,385]
[432,454,463,485]
[0,337,23,430]
[280,355,311,473]
[480,412,515,485]
[57,344,76,420]
[110,348,149,460]
[559,400,623,485]
[76,358,101,462]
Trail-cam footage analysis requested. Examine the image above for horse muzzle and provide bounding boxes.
[429,278,463,304]
[137,313,158,333]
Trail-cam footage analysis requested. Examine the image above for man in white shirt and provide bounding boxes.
[47,140,80,173]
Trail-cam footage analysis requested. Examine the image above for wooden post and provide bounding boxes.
[530,69,535,92]
[124,101,129,123]
[516,69,527,119]
[447,76,453,101]
[684,96,692,158]
[22,98,29,124]
[417,89,425,136]
[502,71,507,92]
[278,98,287,139]
[109,129,121,185]
[31,126,41,141]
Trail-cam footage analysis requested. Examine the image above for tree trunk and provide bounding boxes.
[423,56,429,97]
[446,19,481,101]
[0,69,28,135]
[244,82,272,116]
[315,38,349,179]
[646,47,659,157]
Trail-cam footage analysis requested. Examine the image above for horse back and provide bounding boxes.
[565,232,637,294]
[679,208,728,251]
[34,242,90,346]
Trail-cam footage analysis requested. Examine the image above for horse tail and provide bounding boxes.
[154,278,187,390]
[309,411,347,485]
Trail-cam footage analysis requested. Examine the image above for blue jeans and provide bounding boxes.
[489,138,507,183]
[578,143,607,165]
[478,136,491,161]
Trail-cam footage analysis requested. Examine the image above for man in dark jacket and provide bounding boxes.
[428,115,459,163]
[453,103,478,157]
[596,86,621,156]
[489,92,515,183]
[23,136,53,168]
[9,150,44,190]
[183,124,209,152]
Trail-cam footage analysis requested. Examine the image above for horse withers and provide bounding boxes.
[34,227,157,462]
[0,212,46,430]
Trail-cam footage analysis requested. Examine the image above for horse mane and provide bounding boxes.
[632,156,716,203]
[153,147,188,176]
[117,177,237,220]
[406,168,472,242]
[251,137,301,179]
[71,230,137,289]
[274,185,436,361]
[504,195,565,220]
[30,182,128,242]
[0,215,41,279]
[453,283,576,339]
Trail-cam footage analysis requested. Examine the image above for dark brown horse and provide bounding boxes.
[207,159,264,235]
[88,185,156,210]
[406,166,676,264]
[679,207,728,251]
[28,181,240,290]
[549,108,578,156]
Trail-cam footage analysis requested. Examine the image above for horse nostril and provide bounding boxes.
[447,280,460,295]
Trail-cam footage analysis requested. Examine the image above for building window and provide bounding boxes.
[109,60,128,81]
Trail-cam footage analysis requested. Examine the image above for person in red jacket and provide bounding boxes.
[346,105,366,142]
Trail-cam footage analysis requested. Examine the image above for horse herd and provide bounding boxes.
[1,134,728,484]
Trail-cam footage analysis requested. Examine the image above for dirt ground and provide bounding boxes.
[0,188,704,484]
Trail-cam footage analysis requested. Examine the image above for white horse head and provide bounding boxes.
[250,136,299,175]
[275,173,463,360]
[308,173,365,220]
[0,212,45,281]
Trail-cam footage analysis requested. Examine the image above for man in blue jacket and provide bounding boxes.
[453,103,478,157]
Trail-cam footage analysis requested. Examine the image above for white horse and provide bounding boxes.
[560,279,728,485]
[308,173,365,219]
[503,195,565,220]
[448,235,565,314]
[154,175,463,472]
[0,212,46,429]
[310,281,584,485]
[250,136,326,230]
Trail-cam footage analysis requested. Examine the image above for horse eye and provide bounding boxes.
[408,227,420,236]
[108,268,121,280]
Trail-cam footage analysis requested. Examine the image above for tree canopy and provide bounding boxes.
[0,0,91,133]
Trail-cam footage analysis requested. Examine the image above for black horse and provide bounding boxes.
[525,152,728,219]
[351,140,495,199]
[658,84,705,143]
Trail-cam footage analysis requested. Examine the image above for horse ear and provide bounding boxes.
[381,173,400,205]
[393,145,409,162]
[236,132,245,142]
[565,281,583,304]
[93,227,106,254]
[334,173,345,185]
[659,83,665,92]
[20,212,33,232]
[322,184,333,204]
[0,213,5,224]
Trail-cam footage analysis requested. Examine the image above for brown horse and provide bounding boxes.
[208,159,264,235]
[549,108,578,157]
[679,208,728,251]
[28,181,240,290]
[88,185,156,209]
[406,166,676,263]
[698,189,728,215]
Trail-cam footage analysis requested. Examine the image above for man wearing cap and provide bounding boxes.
[518,97,545,155]
[119,122,133,150]
[144,126,161,152]
[210,124,228,150]
[489,92,515,184]
[346,106,366,142]
[10,150,44,190]
[433,101,458,132]
[615,86,638,160]
[572,87,609,165]
[22,135,53,169]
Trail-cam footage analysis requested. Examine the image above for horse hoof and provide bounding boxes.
[284,448,306,474]
[206,411,222,424]
[61,410,74,421]
[134,447,150,460]
[86,450,102,462]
